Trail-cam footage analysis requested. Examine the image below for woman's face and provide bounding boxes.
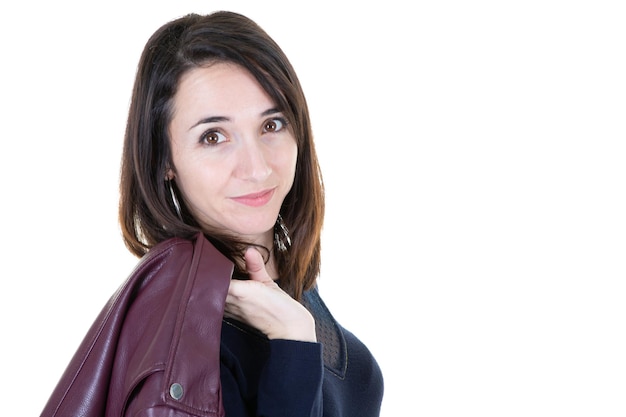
[168,62,298,247]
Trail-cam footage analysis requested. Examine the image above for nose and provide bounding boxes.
[234,136,272,182]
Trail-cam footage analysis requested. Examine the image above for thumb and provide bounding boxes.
[244,247,272,283]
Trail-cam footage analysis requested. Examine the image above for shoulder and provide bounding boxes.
[112,233,233,415]
[303,287,384,415]
[303,287,383,378]
[301,287,350,376]
[126,233,232,297]
[41,234,232,417]
[128,237,194,283]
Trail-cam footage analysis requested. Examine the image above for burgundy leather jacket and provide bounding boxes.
[41,233,233,417]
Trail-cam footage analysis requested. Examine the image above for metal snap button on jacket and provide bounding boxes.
[169,382,184,400]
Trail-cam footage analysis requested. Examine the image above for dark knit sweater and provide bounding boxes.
[220,287,384,416]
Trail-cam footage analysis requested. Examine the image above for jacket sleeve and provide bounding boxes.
[221,339,324,416]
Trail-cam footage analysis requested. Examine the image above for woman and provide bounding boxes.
[41,11,383,417]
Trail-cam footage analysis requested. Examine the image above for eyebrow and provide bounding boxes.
[188,107,282,131]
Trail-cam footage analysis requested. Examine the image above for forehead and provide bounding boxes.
[174,62,274,112]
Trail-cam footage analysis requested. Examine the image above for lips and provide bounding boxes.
[231,188,275,207]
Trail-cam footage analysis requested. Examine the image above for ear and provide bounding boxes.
[165,168,175,180]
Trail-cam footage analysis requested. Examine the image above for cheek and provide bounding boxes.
[175,164,223,207]
[277,150,298,189]
[284,141,298,175]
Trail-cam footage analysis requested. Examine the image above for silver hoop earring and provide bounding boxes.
[167,179,183,220]
[274,214,291,252]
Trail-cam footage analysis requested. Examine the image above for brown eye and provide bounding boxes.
[265,120,278,132]
[200,130,226,145]
[263,118,286,133]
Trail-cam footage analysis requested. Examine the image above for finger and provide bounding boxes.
[244,247,272,283]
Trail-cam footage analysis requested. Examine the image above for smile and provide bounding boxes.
[231,188,275,207]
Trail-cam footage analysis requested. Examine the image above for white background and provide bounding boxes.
[1,1,625,416]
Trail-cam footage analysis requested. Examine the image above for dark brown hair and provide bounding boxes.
[118,11,324,299]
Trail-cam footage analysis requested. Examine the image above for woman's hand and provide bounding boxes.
[224,247,317,342]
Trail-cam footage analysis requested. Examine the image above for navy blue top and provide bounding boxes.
[220,287,384,416]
